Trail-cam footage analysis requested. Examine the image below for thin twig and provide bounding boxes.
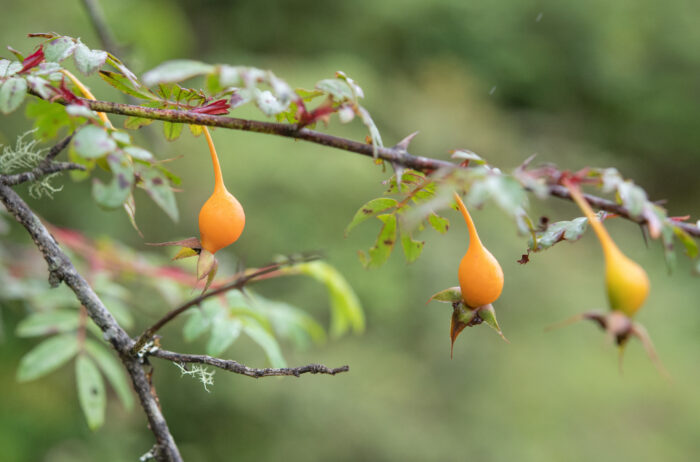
[0,162,86,186]
[131,255,321,355]
[0,184,182,462]
[34,92,700,239]
[151,349,349,378]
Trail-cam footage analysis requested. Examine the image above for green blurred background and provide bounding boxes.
[1,0,700,460]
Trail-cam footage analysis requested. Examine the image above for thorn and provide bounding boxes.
[393,131,419,151]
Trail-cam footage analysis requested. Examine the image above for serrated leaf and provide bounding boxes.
[428,213,449,234]
[345,198,397,236]
[15,310,79,337]
[142,60,215,87]
[73,41,107,75]
[0,59,22,77]
[136,164,178,221]
[530,216,589,251]
[26,99,71,140]
[85,339,133,411]
[316,79,355,101]
[362,214,397,268]
[73,125,117,158]
[206,317,242,356]
[99,70,158,101]
[16,334,79,382]
[75,354,106,430]
[44,37,75,62]
[162,121,183,141]
[242,318,286,368]
[428,287,462,303]
[0,77,27,114]
[92,153,134,209]
[400,230,424,263]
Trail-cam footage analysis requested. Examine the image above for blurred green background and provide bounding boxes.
[1,0,700,460]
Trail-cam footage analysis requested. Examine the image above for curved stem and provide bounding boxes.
[202,127,225,192]
[60,69,113,128]
[563,179,622,259]
[453,192,481,246]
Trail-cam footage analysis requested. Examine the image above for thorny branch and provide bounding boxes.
[37,93,700,239]
[152,349,349,378]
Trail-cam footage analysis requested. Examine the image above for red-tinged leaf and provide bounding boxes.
[53,78,85,106]
[191,99,230,115]
[18,46,44,74]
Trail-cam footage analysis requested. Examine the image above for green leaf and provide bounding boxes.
[345,198,398,236]
[99,71,158,101]
[617,181,647,218]
[124,116,155,130]
[242,318,286,368]
[400,230,424,263]
[255,296,326,349]
[206,317,242,356]
[73,41,107,75]
[316,79,355,101]
[428,286,462,303]
[135,165,179,222]
[84,339,133,411]
[65,104,99,120]
[290,261,365,337]
[92,153,134,209]
[530,216,589,251]
[0,77,27,114]
[123,146,153,161]
[360,214,397,269]
[16,334,79,382]
[15,310,79,337]
[26,99,71,140]
[183,309,210,342]
[674,226,698,258]
[26,75,52,99]
[142,60,215,87]
[428,213,449,234]
[0,59,22,77]
[162,121,184,141]
[73,125,117,158]
[356,106,383,157]
[451,149,486,164]
[75,354,106,430]
[44,37,76,62]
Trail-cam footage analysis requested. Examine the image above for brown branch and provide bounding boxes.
[0,162,86,186]
[0,183,182,462]
[151,349,349,378]
[131,255,322,355]
[548,184,700,238]
[35,93,700,239]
